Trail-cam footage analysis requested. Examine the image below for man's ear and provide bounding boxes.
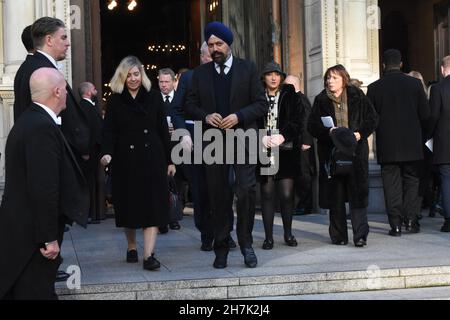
[400,62,403,69]
[45,34,53,48]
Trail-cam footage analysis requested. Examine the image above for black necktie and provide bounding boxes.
[164,95,171,106]
[219,64,226,76]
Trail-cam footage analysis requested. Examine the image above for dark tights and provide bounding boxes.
[260,177,294,240]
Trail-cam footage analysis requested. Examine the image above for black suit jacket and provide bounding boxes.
[13,52,91,156]
[429,76,450,164]
[0,104,89,297]
[367,70,430,164]
[79,99,103,148]
[171,70,194,130]
[185,58,267,131]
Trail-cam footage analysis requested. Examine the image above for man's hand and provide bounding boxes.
[40,241,60,260]
[82,155,90,161]
[354,132,361,141]
[180,135,193,153]
[206,113,223,128]
[101,155,112,166]
[301,144,312,151]
[168,164,176,176]
[220,114,239,130]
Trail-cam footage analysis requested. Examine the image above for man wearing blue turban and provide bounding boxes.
[185,21,268,269]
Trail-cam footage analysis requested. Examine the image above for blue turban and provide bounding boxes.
[204,21,234,46]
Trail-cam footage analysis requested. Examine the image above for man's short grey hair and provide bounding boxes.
[31,17,66,50]
[442,56,450,69]
[158,68,176,81]
[78,82,94,97]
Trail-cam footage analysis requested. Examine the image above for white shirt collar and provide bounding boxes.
[214,54,233,75]
[83,98,95,106]
[34,102,62,125]
[161,90,175,102]
[37,50,60,70]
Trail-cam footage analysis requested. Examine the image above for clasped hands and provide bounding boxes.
[206,113,238,130]
[262,134,285,148]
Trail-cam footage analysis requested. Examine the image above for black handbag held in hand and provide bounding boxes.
[330,147,353,177]
[168,175,183,222]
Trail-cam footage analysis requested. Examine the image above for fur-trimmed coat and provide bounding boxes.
[308,86,378,209]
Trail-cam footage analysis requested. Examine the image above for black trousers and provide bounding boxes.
[329,176,369,244]
[205,163,256,249]
[381,161,421,228]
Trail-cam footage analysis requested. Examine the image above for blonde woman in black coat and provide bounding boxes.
[101,56,176,271]
[308,64,378,247]
[258,62,304,250]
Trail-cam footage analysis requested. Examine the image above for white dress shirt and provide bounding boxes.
[214,54,233,75]
[161,90,175,103]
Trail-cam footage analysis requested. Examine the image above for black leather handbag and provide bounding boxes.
[168,175,183,222]
[330,147,353,177]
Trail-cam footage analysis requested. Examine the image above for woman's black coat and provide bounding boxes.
[308,86,378,209]
[257,84,304,180]
[101,88,172,228]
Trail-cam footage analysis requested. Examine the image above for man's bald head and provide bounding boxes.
[30,68,67,114]
[284,75,301,93]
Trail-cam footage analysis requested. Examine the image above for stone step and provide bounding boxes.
[57,265,450,300]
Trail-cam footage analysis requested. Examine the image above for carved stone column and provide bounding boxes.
[1,0,35,85]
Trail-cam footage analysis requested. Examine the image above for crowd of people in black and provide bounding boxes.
[1,17,449,300]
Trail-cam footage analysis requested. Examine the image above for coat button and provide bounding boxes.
[130,145,135,150]
[145,144,149,148]
[144,129,149,134]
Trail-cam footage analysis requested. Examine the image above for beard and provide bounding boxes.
[212,51,227,65]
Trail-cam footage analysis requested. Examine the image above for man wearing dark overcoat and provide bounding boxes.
[367,49,430,236]
[0,68,89,300]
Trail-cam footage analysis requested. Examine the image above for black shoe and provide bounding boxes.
[284,235,298,247]
[354,239,367,247]
[262,239,274,250]
[55,270,70,282]
[389,226,402,237]
[293,207,313,216]
[213,247,229,269]
[405,220,420,233]
[158,225,169,234]
[332,240,348,245]
[126,249,138,263]
[441,220,450,232]
[241,247,257,268]
[201,241,213,252]
[169,222,181,230]
[143,254,160,271]
[226,236,237,249]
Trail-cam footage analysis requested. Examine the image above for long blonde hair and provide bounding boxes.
[408,71,427,96]
[109,55,151,94]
